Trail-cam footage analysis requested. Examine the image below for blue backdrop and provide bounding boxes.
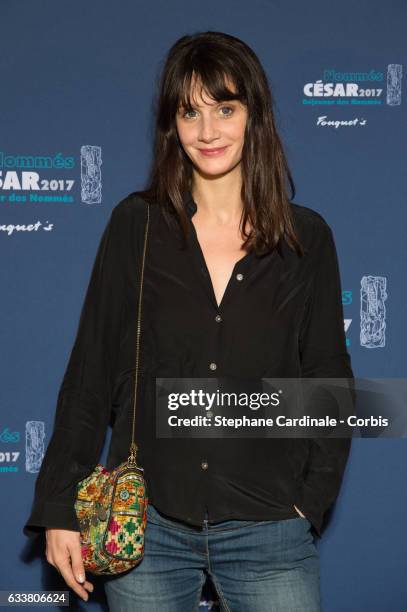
[1,0,406,610]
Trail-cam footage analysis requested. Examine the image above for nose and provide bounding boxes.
[198,114,220,142]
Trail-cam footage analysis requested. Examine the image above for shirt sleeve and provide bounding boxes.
[296,218,354,538]
[23,202,128,538]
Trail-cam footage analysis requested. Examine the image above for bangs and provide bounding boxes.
[176,66,247,112]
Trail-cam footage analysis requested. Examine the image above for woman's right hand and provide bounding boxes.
[45,528,94,602]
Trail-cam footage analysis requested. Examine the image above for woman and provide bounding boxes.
[23,31,353,611]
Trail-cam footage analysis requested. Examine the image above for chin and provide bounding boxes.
[195,165,234,178]
[192,158,239,175]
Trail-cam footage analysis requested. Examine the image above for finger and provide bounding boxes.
[70,542,93,589]
[83,580,94,593]
[57,560,89,601]
[296,508,306,518]
[57,562,93,593]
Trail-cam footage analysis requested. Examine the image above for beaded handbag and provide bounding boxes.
[74,202,150,576]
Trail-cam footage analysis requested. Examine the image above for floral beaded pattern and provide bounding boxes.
[74,462,148,575]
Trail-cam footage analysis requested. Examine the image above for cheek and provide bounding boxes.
[176,123,196,147]
[226,120,246,143]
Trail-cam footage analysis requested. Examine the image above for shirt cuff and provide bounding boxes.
[23,500,81,538]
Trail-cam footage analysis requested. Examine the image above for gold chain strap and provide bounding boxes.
[127,202,150,468]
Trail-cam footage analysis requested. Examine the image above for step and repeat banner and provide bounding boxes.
[1,1,406,610]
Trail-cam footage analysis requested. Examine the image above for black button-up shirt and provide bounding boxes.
[23,190,353,540]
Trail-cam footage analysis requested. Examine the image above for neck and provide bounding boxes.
[190,170,243,224]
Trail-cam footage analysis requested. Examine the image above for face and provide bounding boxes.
[175,78,248,178]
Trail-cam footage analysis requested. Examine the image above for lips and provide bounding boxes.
[198,146,229,156]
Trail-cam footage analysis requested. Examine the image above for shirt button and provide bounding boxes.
[215,314,222,323]
[236,273,244,281]
[201,461,208,470]
[209,362,217,370]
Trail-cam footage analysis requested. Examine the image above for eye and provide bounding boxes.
[219,106,234,117]
[182,109,197,119]
[180,105,235,119]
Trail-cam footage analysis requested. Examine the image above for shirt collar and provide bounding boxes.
[183,190,197,218]
[182,192,266,264]
[182,189,260,271]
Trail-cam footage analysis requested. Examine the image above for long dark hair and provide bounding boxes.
[137,30,304,257]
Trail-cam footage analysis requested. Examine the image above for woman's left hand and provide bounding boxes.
[293,504,306,519]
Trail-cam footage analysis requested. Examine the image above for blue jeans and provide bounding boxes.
[104,503,321,611]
